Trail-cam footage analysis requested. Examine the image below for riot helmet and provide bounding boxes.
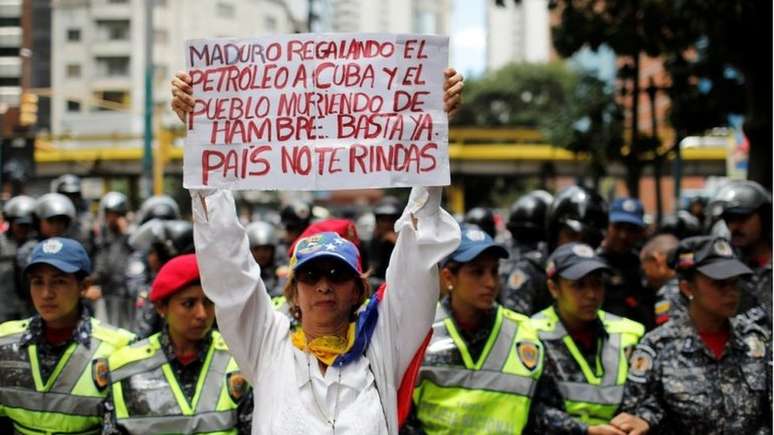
[51,174,82,195]
[658,210,702,240]
[138,195,181,224]
[100,191,129,216]
[464,207,497,239]
[35,193,76,221]
[546,185,608,249]
[129,219,194,264]
[507,190,553,241]
[246,221,280,248]
[3,195,36,225]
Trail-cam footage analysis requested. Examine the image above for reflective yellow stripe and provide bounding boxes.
[28,342,77,392]
[112,379,128,419]
[443,306,504,370]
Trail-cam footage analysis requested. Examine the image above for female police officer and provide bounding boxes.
[407,224,543,434]
[102,253,252,434]
[0,237,134,434]
[613,236,771,435]
[527,242,645,435]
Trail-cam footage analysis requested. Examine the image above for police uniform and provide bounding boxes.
[620,236,771,434]
[498,242,550,315]
[527,243,645,434]
[0,238,135,434]
[92,230,133,329]
[102,254,252,434]
[654,277,688,326]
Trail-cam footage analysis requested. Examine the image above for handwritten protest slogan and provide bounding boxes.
[183,33,450,190]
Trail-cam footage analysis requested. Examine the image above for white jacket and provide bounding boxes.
[191,187,460,434]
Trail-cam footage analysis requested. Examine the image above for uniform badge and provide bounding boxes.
[622,200,637,212]
[508,270,528,290]
[465,229,486,242]
[713,240,733,257]
[516,341,540,371]
[42,239,63,254]
[92,358,110,390]
[655,301,671,315]
[572,244,594,258]
[227,371,248,402]
[628,348,654,381]
[745,335,766,358]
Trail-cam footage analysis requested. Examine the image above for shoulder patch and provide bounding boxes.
[227,371,249,402]
[92,358,110,390]
[655,300,670,315]
[508,269,528,290]
[745,334,766,358]
[516,341,540,371]
[627,346,655,382]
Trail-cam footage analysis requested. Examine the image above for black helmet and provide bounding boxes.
[546,185,608,249]
[658,210,702,240]
[35,193,76,221]
[138,195,180,224]
[464,207,497,239]
[280,200,311,232]
[3,195,36,224]
[51,174,82,195]
[100,191,129,215]
[507,190,554,238]
[709,180,772,221]
[246,221,280,247]
[129,219,194,262]
[373,196,402,217]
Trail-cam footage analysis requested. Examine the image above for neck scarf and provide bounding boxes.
[291,322,356,366]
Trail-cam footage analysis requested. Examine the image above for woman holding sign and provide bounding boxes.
[171,63,464,434]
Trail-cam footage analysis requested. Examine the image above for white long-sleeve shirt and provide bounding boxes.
[191,186,460,434]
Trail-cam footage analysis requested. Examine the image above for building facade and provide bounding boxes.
[486,0,549,70]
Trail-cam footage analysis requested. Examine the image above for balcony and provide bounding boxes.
[0,27,21,48]
[0,0,21,19]
[0,56,19,77]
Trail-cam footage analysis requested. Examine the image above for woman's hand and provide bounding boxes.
[587,424,627,435]
[610,412,650,435]
[443,67,463,118]
[171,71,194,124]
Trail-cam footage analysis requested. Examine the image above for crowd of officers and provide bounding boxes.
[0,173,770,434]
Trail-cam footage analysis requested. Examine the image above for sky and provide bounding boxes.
[450,0,487,78]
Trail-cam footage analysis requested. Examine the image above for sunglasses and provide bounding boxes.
[295,264,356,285]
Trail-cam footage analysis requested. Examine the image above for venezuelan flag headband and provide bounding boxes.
[288,232,382,367]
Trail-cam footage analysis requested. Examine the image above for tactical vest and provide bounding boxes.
[413,304,543,434]
[0,317,135,435]
[531,306,644,425]
[108,330,243,434]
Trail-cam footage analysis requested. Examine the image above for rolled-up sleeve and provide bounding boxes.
[191,189,288,384]
[377,186,461,379]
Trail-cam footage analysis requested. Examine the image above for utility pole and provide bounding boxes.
[142,0,155,200]
[647,76,663,225]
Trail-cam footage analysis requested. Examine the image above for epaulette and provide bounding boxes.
[0,318,31,337]
[108,338,158,372]
[91,318,136,348]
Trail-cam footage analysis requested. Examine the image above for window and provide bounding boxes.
[97,20,130,41]
[216,2,235,18]
[96,57,130,77]
[66,64,81,78]
[67,28,80,42]
[94,90,128,111]
[107,0,128,4]
[66,100,81,112]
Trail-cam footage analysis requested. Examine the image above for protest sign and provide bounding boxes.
[183,33,450,190]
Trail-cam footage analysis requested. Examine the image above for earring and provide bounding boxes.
[687,294,694,301]
[447,284,453,292]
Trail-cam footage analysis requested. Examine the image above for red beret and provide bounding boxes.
[150,254,200,302]
[288,218,360,257]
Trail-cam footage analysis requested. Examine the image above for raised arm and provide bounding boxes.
[191,189,287,384]
[377,186,460,378]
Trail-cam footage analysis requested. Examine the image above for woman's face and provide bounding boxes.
[444,252,500,312]
[293,258,360,330]
[27,264,83,327]
[685,272,740,319]
[550,272,605,323]
[157,284,215,343]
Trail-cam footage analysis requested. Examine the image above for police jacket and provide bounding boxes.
[619,314,771,435]
[527,306,644,434]
[0,312,134,434]
[410,300,543,434]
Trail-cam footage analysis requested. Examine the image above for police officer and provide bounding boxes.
[0,237,134,433]
[709,180,772,320]
[368,196,401,287]
[639,234,683,326]
[658,210,703,240]
[598,198,654,330]
[406,225,543,434]
[615,236,771,435]
[0,195,36,321]
[136,194,181,225]
[51,174,95,254]
[90,192,133,329]
[277,200,311,262]
[528,242,645,435]
[246,221,281,296]
[102,254,253,434]
[16,193,78,273]
[464,207,497,239]
[499,190,553,315]
[546,186,608,251]
[127,219,194,337]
